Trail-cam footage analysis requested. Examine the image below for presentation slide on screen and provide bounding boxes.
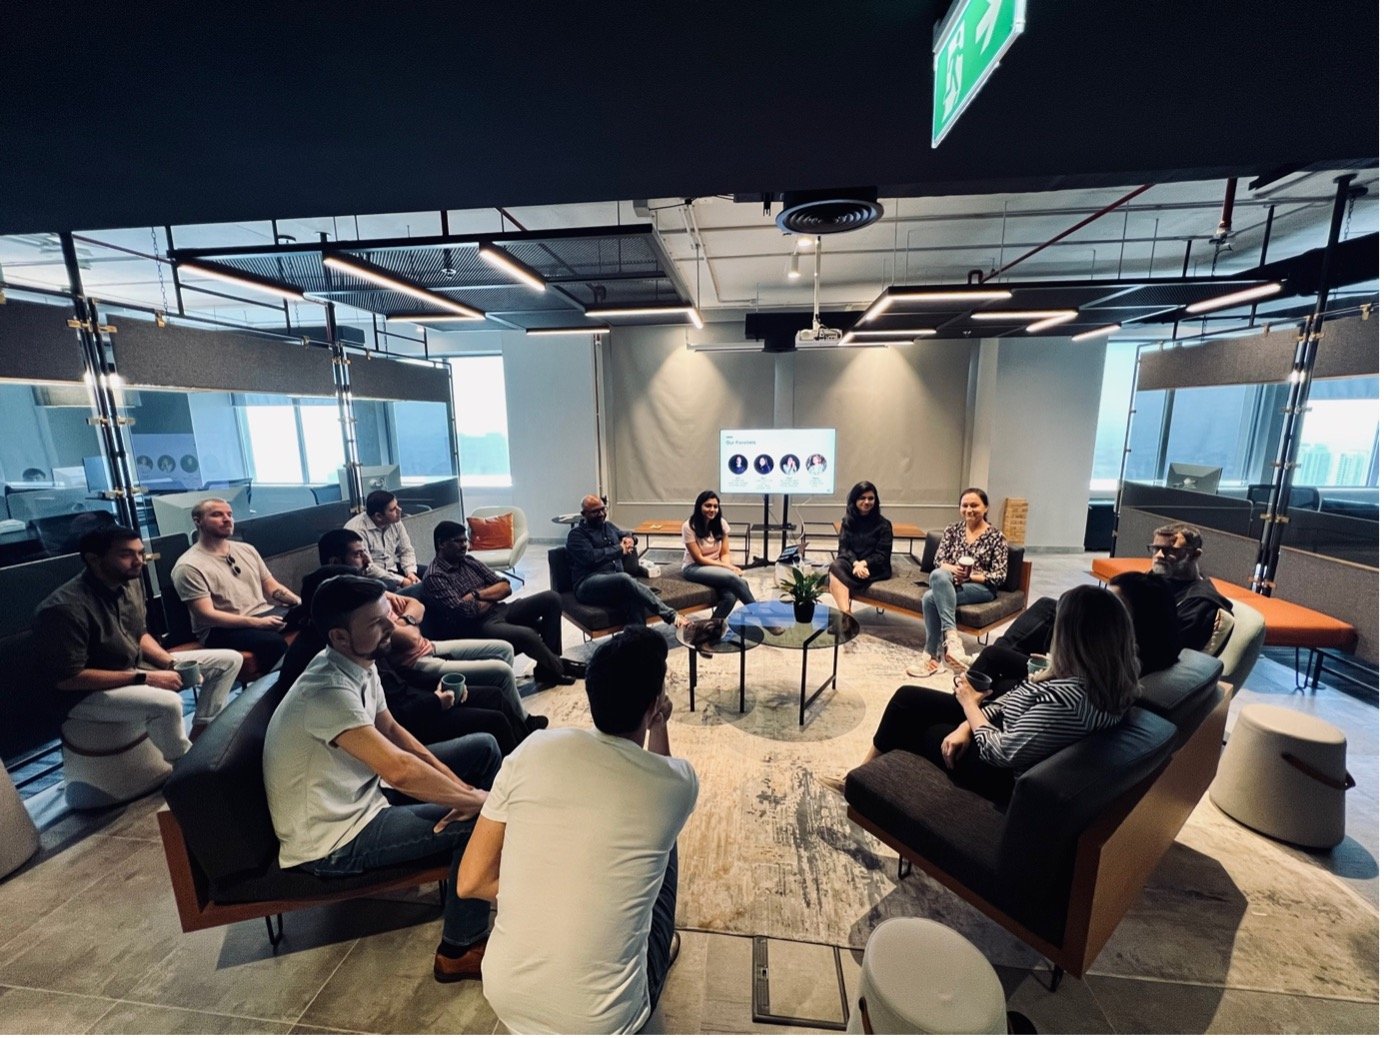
[719,428,836,496]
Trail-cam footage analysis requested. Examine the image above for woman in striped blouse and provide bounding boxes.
[829,584,1137,804]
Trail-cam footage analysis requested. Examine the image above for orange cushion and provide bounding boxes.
[468,513,514,551]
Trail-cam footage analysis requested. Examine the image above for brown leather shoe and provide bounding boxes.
[434,938,487,983]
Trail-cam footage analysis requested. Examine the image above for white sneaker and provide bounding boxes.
[944,632,971,671]
[905,654,942,678]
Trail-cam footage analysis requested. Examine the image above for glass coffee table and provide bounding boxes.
[727,601,861,725]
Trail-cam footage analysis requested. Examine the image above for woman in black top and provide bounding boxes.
[828,481,893,613]
[968,570,1180,698]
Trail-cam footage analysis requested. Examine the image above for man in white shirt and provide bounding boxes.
[171,498,300,671]
[456,624,698,1034]
[345,490,420,591]
[263,574,500,982]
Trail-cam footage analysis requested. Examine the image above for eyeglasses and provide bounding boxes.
[582,507,607,517]
[224,555,242,577]
[1147,543,1189,558]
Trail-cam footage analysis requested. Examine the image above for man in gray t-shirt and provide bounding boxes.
[263,574,500,984]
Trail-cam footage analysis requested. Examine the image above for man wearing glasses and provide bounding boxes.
[958,522,1231,666]
[566,494,685,629]
[34,525,243,755]
[171,498,301,672]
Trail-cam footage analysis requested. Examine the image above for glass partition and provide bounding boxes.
[355,398,458,487]
[0,380,118,566]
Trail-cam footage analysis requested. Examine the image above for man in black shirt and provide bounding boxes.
[566,495,683,628]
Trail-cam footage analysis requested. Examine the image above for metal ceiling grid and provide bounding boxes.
[503,234,665,281]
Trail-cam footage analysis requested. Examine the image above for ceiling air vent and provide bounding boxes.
[775,188,884,235]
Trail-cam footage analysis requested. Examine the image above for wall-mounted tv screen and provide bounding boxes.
[719,428,836,496]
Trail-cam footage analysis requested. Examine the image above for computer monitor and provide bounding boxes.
[1165,463,1223,494]
[338,464,402,499]
[52,466,86,487]
[84,456,113,493]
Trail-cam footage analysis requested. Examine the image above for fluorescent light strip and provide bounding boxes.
[177,260,309,303]
[1025,311,1080,332]
[1072,323,1123,341]
[857,294,894,324]
[846,328,937,337]
[973,309,1075,320]
[387,313,477,324]
[323,253,485,319]
[585,305,703,329]
[858,288,1013,324]
[525,326,610,336]
[477,243,546,292]
[1184,282,1282,314]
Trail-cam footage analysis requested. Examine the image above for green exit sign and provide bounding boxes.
[932,0,1027,147]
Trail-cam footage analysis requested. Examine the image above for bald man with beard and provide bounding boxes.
[565,495,686,629]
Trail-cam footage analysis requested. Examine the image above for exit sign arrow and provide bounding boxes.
[932,0,1027,147]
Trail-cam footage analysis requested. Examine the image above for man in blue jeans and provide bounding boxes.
[263,574,500,983]
[566,494,686,629]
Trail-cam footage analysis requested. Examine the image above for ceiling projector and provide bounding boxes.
[796,326,842,344]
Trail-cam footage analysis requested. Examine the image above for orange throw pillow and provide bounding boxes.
[468,513,515,551]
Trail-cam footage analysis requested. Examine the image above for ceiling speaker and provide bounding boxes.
[775,188,883,235]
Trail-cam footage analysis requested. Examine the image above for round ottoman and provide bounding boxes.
[1210,704,1353,849]
[1,761,40,879]
[60,717,172,810]
[846,918,1007,1035]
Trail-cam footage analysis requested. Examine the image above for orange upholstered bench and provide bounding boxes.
[1089,558,1356,651]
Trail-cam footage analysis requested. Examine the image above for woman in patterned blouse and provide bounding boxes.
[821,584,1137,804]
[906,487,1009,677]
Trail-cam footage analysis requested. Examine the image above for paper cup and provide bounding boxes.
[957,555,975,580]
[174,660,202,689]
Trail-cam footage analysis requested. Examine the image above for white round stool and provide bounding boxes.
[1,761,40,879]
[1210,704,1353,849]
[60,717,172,810]
[847,918,1007,1035]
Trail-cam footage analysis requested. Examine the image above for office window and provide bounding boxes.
[243,404,303,483]
[1297,375,1379,487]
[448,355,512,487]
[392,400,455,482]
[237,396,345,487]
[1162,384,1261,486]
[1089,342,1140,494]
[299,400,344,484]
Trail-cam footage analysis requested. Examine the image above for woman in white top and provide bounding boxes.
[681,490,756,620]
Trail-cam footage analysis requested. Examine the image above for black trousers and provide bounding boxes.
[872,685,1015,804]
[204,626,288,672]
[971,644,1030,697]
[994,595,1058,655]
[478,591,566,676]
[827,557,882,593]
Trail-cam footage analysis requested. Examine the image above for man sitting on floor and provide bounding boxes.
[421,521,582,690]
[263,574,500,982]
[171,497,300,673]
[457,624,698,1033]
[971,521,1233,666]
[317,529,545,734]
[33,525,242,756]
[566,494,685,629]
[346,490,421,591]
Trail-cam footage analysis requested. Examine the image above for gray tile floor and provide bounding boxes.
[2,545,1376,1034]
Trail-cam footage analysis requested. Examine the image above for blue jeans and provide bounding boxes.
[682,565,755,619]
[576,572,676,625]
[301,733,501,946]
[410,639,526,718]
[921,568,995,656]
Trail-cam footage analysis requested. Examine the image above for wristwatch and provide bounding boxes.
[132,671,147,685]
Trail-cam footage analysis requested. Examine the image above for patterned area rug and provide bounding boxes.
[531,621,1378,1000]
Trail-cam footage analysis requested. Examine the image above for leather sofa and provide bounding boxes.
[547,546,716,638]
[158,680,449,945]
[846,650,1227,985]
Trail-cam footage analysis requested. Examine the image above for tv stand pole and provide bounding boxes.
[744,493,797,570]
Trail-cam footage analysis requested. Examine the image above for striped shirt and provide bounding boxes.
[973,677,1124,773]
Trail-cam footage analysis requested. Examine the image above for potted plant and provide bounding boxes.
[778,566,828,623]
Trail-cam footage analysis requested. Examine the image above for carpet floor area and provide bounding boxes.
[529,619,1378,1002]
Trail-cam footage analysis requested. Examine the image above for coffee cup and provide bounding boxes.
[957,555,975,581]
[174,660,202,689]
[441,673,467,703]
[1026,654,1048,676]
[963,668,993,693]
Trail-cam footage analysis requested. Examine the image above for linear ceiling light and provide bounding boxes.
[176,259,310,303]
[1184,282,1282,314]
[858,287,1014,324]
[322,253,484,318]
[1025,311,1080,332]
[1072,323,1123,341]
[586,305,703,329]
[386,313,479,324]
[477,243,546,291]
[973,309,1076,321]
[847,328,938,337]
[525,326,610,336]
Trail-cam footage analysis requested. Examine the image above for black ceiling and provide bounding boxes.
[1,1,1377,234]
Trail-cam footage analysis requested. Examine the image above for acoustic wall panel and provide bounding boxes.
[347,354,451,402]
[0,299,86,383]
